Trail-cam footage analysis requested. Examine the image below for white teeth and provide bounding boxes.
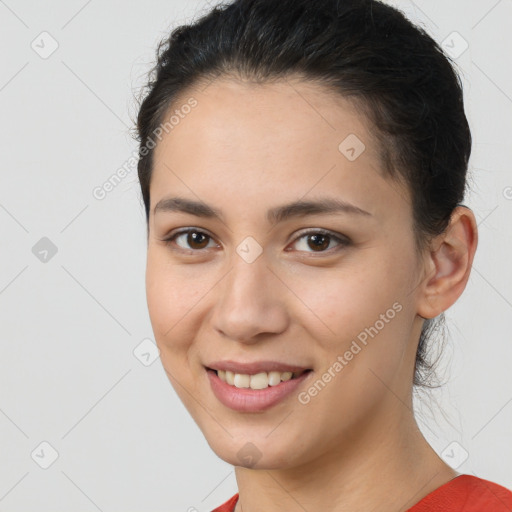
[268,371,282,386]
[281,371,293,381]
[249,372,268,390]
[233,373,250,388]
[215,369,301,389]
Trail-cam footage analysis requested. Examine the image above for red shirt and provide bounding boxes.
[211,474,512,512]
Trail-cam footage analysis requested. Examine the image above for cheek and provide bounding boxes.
[145,251,205,352]
[297,264,402,336]
[145,253,206,408]
[289,269,410,435]
[295,252,412,378]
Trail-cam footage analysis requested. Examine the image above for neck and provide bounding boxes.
[233,401,458,512]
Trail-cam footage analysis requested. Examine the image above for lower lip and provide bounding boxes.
[206,368,312,412]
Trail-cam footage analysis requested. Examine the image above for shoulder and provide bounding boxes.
[210,477,512,512]
[211,492,239,512]
[408,474,512,511]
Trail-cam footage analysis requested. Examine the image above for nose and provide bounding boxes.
[211,253,289,344]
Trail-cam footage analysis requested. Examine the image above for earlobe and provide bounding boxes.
[417,206,478,319]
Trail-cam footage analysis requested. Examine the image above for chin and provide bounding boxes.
[205,430,303,470]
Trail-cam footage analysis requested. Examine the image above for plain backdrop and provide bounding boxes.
[0,0,511,510]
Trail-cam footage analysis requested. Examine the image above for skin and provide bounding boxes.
[145,76,478,512]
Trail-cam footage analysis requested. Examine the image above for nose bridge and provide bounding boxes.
[227,247,269,302]
[212,246,288,342]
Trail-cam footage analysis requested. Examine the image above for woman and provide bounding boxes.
[134,0,512,510]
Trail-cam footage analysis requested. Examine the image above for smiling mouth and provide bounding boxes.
[206,367,312,390]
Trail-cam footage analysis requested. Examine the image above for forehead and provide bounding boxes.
[154,76,379,164]
[150,77,402,218]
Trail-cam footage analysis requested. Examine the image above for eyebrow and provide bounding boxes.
[153,196,372,224]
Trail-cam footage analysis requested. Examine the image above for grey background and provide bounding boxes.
[0,0,511,510]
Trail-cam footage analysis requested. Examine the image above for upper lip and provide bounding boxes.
[206,360,311,375]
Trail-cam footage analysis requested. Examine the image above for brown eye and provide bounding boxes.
[306,233,330,251]
[291,229,350,254]
[163,228,350,255]
[164,229,217,251]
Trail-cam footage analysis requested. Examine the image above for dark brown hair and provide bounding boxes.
[133,0,472,389]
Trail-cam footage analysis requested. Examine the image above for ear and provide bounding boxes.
[417,206,478,319]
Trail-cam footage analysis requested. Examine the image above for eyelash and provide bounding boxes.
[162,228,351,255]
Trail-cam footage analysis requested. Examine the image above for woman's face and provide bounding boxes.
[146,77,426,470]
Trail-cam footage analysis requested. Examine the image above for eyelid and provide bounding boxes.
[163,227,351,254]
